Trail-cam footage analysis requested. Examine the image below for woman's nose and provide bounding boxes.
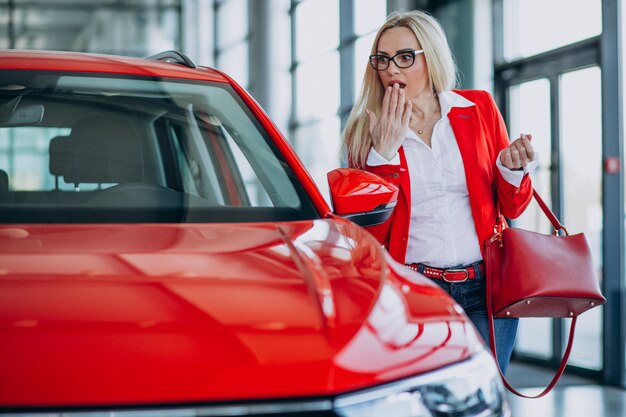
[386,61,401,75]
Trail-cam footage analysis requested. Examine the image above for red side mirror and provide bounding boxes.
[327,168,398,227]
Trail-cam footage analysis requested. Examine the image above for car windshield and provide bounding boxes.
[0,71,319,223]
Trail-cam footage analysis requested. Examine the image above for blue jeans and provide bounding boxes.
[430,268,518,375]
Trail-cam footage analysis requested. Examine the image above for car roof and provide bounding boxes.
[0,49,229,83]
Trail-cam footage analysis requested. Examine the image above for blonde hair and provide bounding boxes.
[342,10,458,168]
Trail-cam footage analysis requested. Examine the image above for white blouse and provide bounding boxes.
[366,90,528,268]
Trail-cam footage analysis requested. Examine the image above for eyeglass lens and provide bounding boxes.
[369,51,419,70]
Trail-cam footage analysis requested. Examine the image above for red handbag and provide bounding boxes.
[484,189,606,398]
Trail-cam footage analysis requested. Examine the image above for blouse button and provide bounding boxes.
[392,173,400,179]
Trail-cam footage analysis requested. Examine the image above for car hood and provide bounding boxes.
[0,220,479,408]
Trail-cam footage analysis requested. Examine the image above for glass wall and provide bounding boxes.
[215,0,249,88]
[353,0,387,100]
[498,0,606,378]
[560,66,603,370]
[503,0,601,60]
[0,0,181,56]
[507,78,553,359]
[270,0,293,135]
[506,68,604,370]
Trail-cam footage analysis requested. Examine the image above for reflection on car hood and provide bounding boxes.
[0,220,478,407]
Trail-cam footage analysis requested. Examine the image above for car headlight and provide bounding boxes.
[334,349,510,417]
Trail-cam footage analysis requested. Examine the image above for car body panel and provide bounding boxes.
[0,50,227,83]
[0,220,477,407]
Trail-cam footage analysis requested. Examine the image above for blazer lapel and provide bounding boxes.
[449,105,478,169]
[449,105,480,185]
[398,146,411,201]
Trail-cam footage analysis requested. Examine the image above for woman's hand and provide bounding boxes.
[500,133,535,170]
[366,83,412,161]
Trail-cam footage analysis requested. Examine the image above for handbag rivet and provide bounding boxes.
[525,300,531,305]
[590,301,595,306]
[506,311,511,316]
[569,312,574,317]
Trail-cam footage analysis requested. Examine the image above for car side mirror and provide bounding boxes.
[327,168,398,227]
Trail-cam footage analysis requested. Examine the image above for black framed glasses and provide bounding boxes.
[368,49,424,71]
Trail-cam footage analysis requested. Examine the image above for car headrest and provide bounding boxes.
[54,113,144,185]
[49,135,72,177]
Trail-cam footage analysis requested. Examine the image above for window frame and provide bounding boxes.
[494,0,625,387]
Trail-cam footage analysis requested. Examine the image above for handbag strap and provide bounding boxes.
[485,256,578,398]
[531,189,568,234]
[494,188,568,236]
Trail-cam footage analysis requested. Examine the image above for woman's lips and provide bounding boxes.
[388,81,406,89]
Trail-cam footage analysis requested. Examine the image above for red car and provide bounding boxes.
[0,50,509,417]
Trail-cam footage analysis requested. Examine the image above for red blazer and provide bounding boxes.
[361,90,533,264]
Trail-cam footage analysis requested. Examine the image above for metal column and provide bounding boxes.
[601,0,626,388]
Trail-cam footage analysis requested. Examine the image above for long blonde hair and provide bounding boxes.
[342,10,458,168]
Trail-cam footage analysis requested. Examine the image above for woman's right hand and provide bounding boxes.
[366,83,412,161]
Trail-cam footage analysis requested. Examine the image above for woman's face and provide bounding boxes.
[375,26,430,100]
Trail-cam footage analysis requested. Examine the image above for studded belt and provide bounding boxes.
[405,262,483,283]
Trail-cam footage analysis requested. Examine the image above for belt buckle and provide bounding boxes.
[442,269,469,283]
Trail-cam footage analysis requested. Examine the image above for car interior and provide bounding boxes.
[0,72,318,223]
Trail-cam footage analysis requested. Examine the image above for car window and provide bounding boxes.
[0,71,318,223]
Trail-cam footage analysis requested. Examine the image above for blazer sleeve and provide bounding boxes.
[484,91,533,218]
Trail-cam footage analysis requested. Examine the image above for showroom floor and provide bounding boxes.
[506,361,626,416]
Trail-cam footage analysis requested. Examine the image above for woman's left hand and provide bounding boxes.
[500,133,535,170]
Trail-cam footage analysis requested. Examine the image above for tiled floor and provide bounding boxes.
[505,361,626,417]
[507,385,626,417]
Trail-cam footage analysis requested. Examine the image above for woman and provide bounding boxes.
[342,10,535,374]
